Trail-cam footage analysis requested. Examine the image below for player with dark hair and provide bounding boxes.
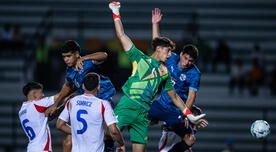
[46,40,116,152]
[19,82,60,152]
[109,2,206,152]
[149,8,208,152]
[56,73,125,152]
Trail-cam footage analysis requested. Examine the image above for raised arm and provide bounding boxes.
[152,8,162,39]
[109,1,133,51]
[81,52,107,62]
[75,52,108,70]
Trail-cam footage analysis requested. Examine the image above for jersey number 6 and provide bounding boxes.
[22,119,36,140]
[76,109,88,134]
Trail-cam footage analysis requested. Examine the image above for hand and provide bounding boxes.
[109,1,121,15]
[45,104,57,117]
[194,118,208,129]
[48,104,66,121]
[186,113,206,124]
[75,57,84,70]
[183,107,206,124]
[116,145,125,152]
[152,8,163,24]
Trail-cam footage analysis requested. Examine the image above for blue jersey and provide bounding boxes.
[65,57,116,102]
[157,53,201,113]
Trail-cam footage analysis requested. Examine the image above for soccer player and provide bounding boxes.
[45,40,116,152]
[18,82,60,152]
[109,2,206,152]
[56,73,125,152]
[149,8,208,151]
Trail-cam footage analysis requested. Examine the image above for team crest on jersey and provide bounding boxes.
[180,74,186,81]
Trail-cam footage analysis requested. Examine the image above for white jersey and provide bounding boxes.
[59,94,118,152]
[18,96,55,152]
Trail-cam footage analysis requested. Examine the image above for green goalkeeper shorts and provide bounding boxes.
[114,95,149,144]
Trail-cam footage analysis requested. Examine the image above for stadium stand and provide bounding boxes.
[0,0,275,151]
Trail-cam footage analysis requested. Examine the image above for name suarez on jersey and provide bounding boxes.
[76,100,92,107]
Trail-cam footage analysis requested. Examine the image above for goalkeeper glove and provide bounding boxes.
[109,1,121,21]
[183,107,206,124]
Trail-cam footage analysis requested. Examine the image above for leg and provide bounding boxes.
[63,134,72,152]
[132,143,146,152]
[166,114,195,152]
[129,108,149,152]
[158,129,182,152]
[168,134,195,152]
[183,134,196,147]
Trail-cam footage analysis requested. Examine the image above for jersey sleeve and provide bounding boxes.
[83,57,96,71]
[163,74,174,92]
[58,101,70,122]
[125,45,144,62]
[34,96,55,108]
[102,100,118,126]
[189,73,201,91]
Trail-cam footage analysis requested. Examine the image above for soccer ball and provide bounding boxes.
[250,120,270,139]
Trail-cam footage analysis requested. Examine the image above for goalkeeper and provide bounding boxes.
[109,2,206,152]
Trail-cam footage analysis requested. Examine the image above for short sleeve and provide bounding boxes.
[58,102,70,122]
[125,45,144,62]
[189,73,201,91]
[83,59,96,71]
[34,96,55,108]
[102,100,118,126]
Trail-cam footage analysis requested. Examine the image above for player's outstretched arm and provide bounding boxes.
[76,52,107,70]
[166,90,206,124]
[108,123,125,152]
[56,118,71,134]
[45,83,74,117]
[48,93,76,121]
[152,8,162,39]
[109,1,133,51]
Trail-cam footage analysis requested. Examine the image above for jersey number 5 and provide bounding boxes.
[76,109,88,134]
[22,119,36,140]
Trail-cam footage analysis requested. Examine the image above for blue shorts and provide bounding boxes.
[148,100,194,138]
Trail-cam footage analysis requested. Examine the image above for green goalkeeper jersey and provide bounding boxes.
[122,45,174,110]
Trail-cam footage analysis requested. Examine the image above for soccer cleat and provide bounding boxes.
[109,1,121,20]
